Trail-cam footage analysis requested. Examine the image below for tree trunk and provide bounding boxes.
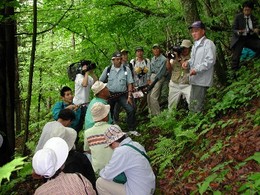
[23,0,38,155]
[181,0,200,25]
[0,1,16,166]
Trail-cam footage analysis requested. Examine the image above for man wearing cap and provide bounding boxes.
[130,46,150,88]
[147,44,167,116]
[230,1,260,71]
[167,39,192,109]
[84,102,114,173]
[84,81,112,129]
[182,21,216,113]
[99,51,136,131]
[96,125,155,195]
[73,60,98,131]
[33,137,96,195]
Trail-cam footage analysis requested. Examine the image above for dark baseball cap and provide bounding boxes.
[152,43,160,49]
[111,51,122,60]
[188,21,205,29]
[120,49,129,54]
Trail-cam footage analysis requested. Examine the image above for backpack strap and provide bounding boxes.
[123,144,150,162]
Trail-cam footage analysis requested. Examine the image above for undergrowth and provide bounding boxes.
[140,61,260,193]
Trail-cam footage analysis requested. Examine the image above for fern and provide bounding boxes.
[0,156,27,185]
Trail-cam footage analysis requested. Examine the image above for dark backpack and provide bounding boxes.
[104,65,128,83]
[67,62,81,81]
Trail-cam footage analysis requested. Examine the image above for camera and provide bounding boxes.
[167,46,183,60]
[80,60,97,75]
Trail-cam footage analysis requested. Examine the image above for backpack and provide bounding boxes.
[130,58,148,75]
[104,64,128,83]
[67,62,81,81]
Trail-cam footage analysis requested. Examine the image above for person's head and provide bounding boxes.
[33,137,69,178]
[91,81,110,99]
[135,46,144,58]
[104,125,127,149]
[91,102,110,122]
[120,49,129,63]
[152,44,161,57]
[80,60,91,71]
[58,109,75,127]
[189,21,206,41]
[60,86,73,104]
[242,1,254,16]
[180,39,192,56]
[111,51,122,67]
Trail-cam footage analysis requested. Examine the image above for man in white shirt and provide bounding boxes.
[73,60,97,130]
[96,125,155,195]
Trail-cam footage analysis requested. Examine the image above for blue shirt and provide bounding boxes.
[52,101,81,131]
[99,64,134,93]
[148,54,167,81]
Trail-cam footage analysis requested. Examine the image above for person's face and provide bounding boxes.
[136,50,144,58]
[182,47,190,56]
[62,90,73,104]
[109,142,119,149]
[152,48,160,57]
[121,53,128,63]
[243,6,252,16]
[190,28,205,41]
[82,64,87,70]
[112,57,122,67]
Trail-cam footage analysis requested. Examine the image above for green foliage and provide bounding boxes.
[245,152,260,164]
[197,173,218,194]
[238,173,260,194]
[0,157,27,185]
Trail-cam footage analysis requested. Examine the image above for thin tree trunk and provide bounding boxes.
[181,0,200,25]
[23,0,38,155]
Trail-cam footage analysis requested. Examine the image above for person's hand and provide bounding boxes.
[253,28,259,35]
[190,69,197,76]
[66,104,79,111]
[147,80,152,85]
[127,96,133,105]
[182,61,188,69]
[237,29,245,35]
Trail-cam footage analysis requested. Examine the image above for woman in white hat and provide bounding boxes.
[32,137,96,195]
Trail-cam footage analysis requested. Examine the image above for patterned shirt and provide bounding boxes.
[34,172,96,195]
[84,122,114,172]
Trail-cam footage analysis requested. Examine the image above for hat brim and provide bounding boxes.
[43,137,69,173]
[105,132,126,147]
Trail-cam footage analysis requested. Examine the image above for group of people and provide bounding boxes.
[31,2,260,192]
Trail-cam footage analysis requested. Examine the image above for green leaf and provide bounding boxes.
[198,173,217,194]
[245,152,260,164]
[0,157,27,185]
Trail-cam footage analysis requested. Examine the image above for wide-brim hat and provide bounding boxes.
[180,40,192,48]
[91,102,110,122]
[91,81,107,95]
[104,125,126,147]
[188,21,205,29]
[33,137,69,178]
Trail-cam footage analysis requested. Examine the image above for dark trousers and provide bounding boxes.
[231,36,260,70]
[108,93,136,131]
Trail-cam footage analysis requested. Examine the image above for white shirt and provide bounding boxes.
[35,121,64,152]
[73,74,94,105]
[100,137,156,195]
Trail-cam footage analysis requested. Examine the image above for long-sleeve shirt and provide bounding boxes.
[188,36,216,87]
[99,137,156,195]
[52,101,81,131]
[148,54,167,81]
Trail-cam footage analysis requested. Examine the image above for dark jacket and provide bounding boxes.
[230,13,259,48]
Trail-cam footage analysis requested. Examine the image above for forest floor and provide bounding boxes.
[5,98,260,194]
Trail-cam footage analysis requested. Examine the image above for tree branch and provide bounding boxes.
[110,1,167,18]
